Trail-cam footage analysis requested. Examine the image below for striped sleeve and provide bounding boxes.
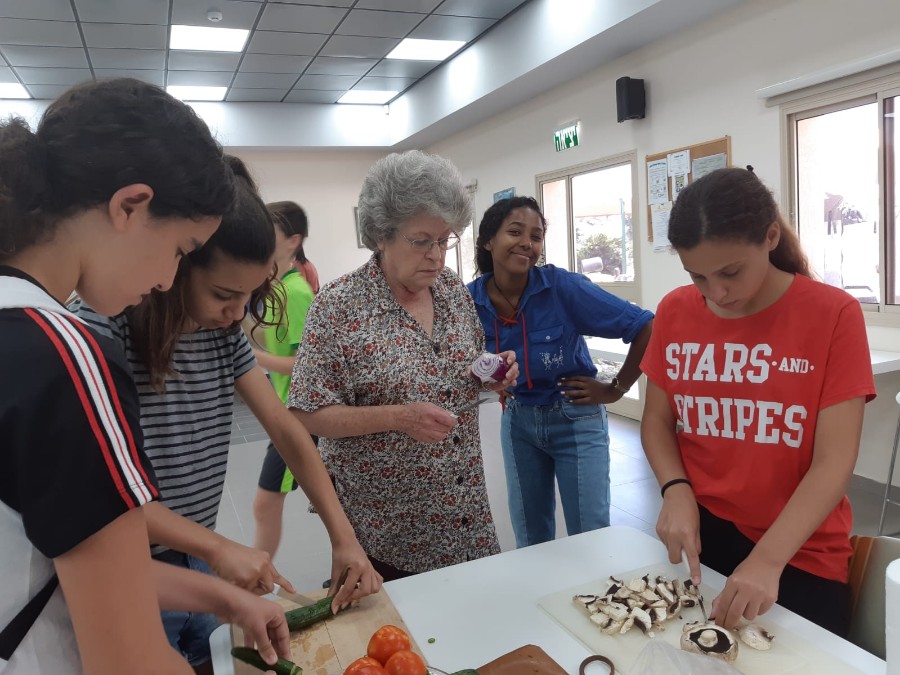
[15,309,157,558]
[232,329,257,379]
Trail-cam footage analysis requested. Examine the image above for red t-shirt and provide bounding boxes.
[641,274,875,582]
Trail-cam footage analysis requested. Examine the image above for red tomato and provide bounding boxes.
[344,656,389,675]
[367,625,411,665]
[384,650,427,675]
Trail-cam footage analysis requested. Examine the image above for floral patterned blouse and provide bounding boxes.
[288,254,500,572]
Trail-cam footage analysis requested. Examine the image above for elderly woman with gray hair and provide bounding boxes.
[288,150,516,581]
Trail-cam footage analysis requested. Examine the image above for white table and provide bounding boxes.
[383,526,885,674]
[871,350,900,376]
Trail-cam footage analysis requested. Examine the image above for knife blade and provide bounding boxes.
[454,397,490,416]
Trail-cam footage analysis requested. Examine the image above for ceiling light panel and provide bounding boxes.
[386,38,465,61]
[0,83,31,99]
[166,85,227,101]
[170,25,249,52]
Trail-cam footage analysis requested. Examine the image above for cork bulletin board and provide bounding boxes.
[645,136,731,247]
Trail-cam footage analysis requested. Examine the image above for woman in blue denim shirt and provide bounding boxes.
[467,197,653,547]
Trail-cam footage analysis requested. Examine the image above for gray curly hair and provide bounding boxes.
[357,150,473,251]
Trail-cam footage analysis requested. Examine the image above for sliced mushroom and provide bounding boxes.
[630,607,655,637]
[680,622,739,663]
[590,613,612,629]
[739,623,775,650]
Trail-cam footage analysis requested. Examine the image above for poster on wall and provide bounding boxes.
[493,187,515,203]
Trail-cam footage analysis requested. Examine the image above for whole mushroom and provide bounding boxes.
[680,622,739,663]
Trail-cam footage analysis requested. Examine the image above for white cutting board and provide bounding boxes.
[537,563,864,675]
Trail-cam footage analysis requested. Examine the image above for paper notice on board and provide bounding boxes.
[672,173,688,199]
[692,152,727,180]
[667,150,690,177]
[651,202,672,251]
[647,159,669,205]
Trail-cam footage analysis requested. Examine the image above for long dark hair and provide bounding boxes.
[127,156,280,391]
[0,78,233,259]
[268,200,309,265]
[668,167,810,277]
[475,196,547,274]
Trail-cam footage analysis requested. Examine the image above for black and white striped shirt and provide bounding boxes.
[73,303,256,552]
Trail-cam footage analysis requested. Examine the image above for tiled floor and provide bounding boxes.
[218,400,900,594]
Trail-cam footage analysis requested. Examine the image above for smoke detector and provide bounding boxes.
[207,9,223,22]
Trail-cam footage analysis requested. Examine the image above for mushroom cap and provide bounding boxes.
[680,622,739,663]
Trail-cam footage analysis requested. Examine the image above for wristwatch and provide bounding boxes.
[610,376,631,394]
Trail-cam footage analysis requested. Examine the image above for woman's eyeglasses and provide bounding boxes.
[400,232,460,252]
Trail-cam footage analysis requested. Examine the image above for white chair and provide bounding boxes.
[877,392,900,536]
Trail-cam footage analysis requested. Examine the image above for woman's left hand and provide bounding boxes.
[327,540,384,612]
[482,350,518,392]
[559,376,622,405]
[710,554,782,629]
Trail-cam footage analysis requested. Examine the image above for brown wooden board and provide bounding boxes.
[477,645,568,675]
[645,136,731,241]
[231,589,419,675]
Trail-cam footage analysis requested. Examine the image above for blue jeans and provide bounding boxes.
[501,397,610,547]
[154,550,221,666]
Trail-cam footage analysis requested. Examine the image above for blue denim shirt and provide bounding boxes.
[467,265,653,406]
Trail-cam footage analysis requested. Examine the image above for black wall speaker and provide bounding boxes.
[616,76,645,122]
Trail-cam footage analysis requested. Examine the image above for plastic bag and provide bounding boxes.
[629,641,745,675]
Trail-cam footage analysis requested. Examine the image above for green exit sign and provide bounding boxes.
[554,121,580,152]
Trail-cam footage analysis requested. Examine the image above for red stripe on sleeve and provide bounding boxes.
[25,308,137,509]
[70,317,158,498]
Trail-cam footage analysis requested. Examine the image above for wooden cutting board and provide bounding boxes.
[231,588,418,675]
[538,562,864,675]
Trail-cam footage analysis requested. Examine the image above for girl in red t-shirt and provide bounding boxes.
[641,167,875,636]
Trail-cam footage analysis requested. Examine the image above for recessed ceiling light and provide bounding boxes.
[166,85,227,101]
[170,25,249,52]
[0,83,31,99]
[386,38,466,62]
[338,90,399,105]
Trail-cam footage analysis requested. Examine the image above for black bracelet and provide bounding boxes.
[660,477,692,498]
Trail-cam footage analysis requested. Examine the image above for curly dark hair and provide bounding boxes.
[475,196,547,274]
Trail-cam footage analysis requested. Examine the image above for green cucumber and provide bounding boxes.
[231,647,302,674]
[449,670,479,675]
[284,595,336,632]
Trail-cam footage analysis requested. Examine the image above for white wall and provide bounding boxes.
[233,149,385,285]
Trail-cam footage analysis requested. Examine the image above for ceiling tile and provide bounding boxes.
[168,51,242,71]
[356,0,441,11]
[1,46,88,68]
[74,0,168,24]
[284,89,343,104]
[0,19,82,47]
[274,0,352,6]
[166,70,233,86]
[410,14,495,41]
[0,67,17,83]
[258,4,347,33]
[0,0,75,21]
[26,84,71,99]
[240,54,311,74]
[367,59,434,78]
[435,0,527,19]
[337,9,424,38]
[226,88,290,102]
[81,23,167,49]
[246,31,328,56]
[94,69,166,86]
[306,56,376,76]
[320,35,399,59]
[14,67,92,85]
[171,0,262,30]
[232,72,298,88]
[354,76,417,91]
[294,73,359,90]
[89,48,166,70]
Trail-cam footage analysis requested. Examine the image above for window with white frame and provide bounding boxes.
[535,153,644,415]
[785,72,900,313]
